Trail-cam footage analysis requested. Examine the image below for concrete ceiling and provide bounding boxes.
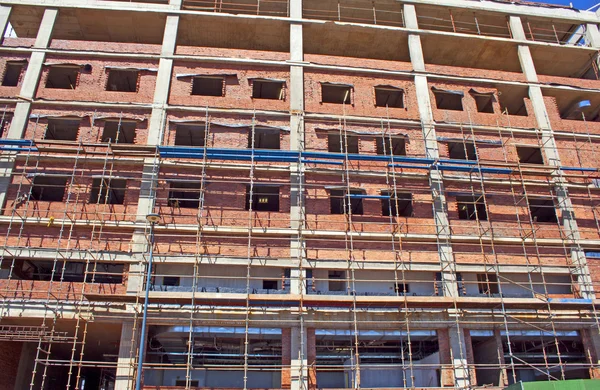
[10,6,167,44]
[530,44,596,78]
[304,23,411,62]
[178,14,289,52]
[421,33,521,73]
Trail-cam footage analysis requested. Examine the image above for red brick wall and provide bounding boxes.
[0,341,22,390]
[281,328,291,389]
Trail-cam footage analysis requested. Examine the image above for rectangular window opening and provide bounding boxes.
[163,276,180,286]
[328,270,345,292]
[45,66,80,89]
[477,273,499,295]
[330,189,364,215]
[375,86,404,108]
[448,141,477,161]
[168,181,201,209]
[5,260,123,283]
[90,178,126,205]
[456,195,487,221]
[376,137,406,156]
[382,192,412,217]
[328,133,359,154]
[395,282,410,295]
[192,76,225,96]
[2,62,24,87]
[106,70,139,92]
[252,80,285,100]
[433,89,463,111]
[529,198,558,223]
[175,124,206,147]
[175,380,199,387]
[245,185,279,212]
[101,121,136,144]
[30,176,68,202]
[45,118,80,141]
[262,280,279,290]
[517,146,544,164]
[322,84,352,104]
[471,92,495,113]
[249,128,280,150]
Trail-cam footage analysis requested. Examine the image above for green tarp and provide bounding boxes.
[506,380,600,390]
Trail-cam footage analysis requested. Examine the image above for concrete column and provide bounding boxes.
[147,14,179,146]
[8,8,58,140]
[288,1,310,390]
[115,321,139,390]
[511,15,595,299]
[439,328,471,387]
[585,24,600,48]
[582,328,600,379]
[0,5,12,45]
[290,326,308,390]
[0,8,58,212]
[404,4,460,299]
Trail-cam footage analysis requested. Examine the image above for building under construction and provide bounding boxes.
[0,0,600,388]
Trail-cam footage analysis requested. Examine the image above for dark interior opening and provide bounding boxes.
[376,137,406,156]
[192,76,224,96]
[106,69,139,92]
[322,84,352,104]
[330,189,364,215]
[262,280,279,290]
[2,62,24,87]
[328,270,345,291]
[470,91,495,113]
[252,80,285,100]
[245,185,280,212]
[30,176,67,202]
[382,192,412,217]
[45,66,80,89]
[457,195,487,220]
[45,118,80,141]
[163,276,180,286]
[101,121,136,144]
[477,273,499,295]
[90,178,126,205]
[433,89,463,111]
[328,133,359,153]
[168,181,201,209]
[448,141,477,160]
[395,282,410,294]
[529,198,558,223]
[175,124,206,147]
[517,146,544,164]
[249,128,280,149]
[375,86,404,108]
[0,259,124,283]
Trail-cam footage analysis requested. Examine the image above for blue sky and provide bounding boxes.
[534,0,599,11]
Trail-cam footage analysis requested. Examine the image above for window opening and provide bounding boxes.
[45,118,80,141]
[457,195,487,220]
[45,66,80,89]
[175,124,206,147]
[168,181,201,209]
[252,79,285,100]
[517,146,544,164]
[375,86,404,108]
[90,178,126,205]
[106,69,139,92]
[249,128,280,149]
[432,87,463,111]
[101,121,136,144]
[529,198,557,223]
[328,133,358,153]
[192,76,225,96]
[30,176,68,202]
[322,84,352,104]
[330,189,364,215]
[382,192,412,217]
[245,185,279,212]
[2,62,24,87]
[376,137,406,156]
[448,141,477,160]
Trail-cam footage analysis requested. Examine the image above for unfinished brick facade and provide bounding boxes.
[0,0,598,389]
